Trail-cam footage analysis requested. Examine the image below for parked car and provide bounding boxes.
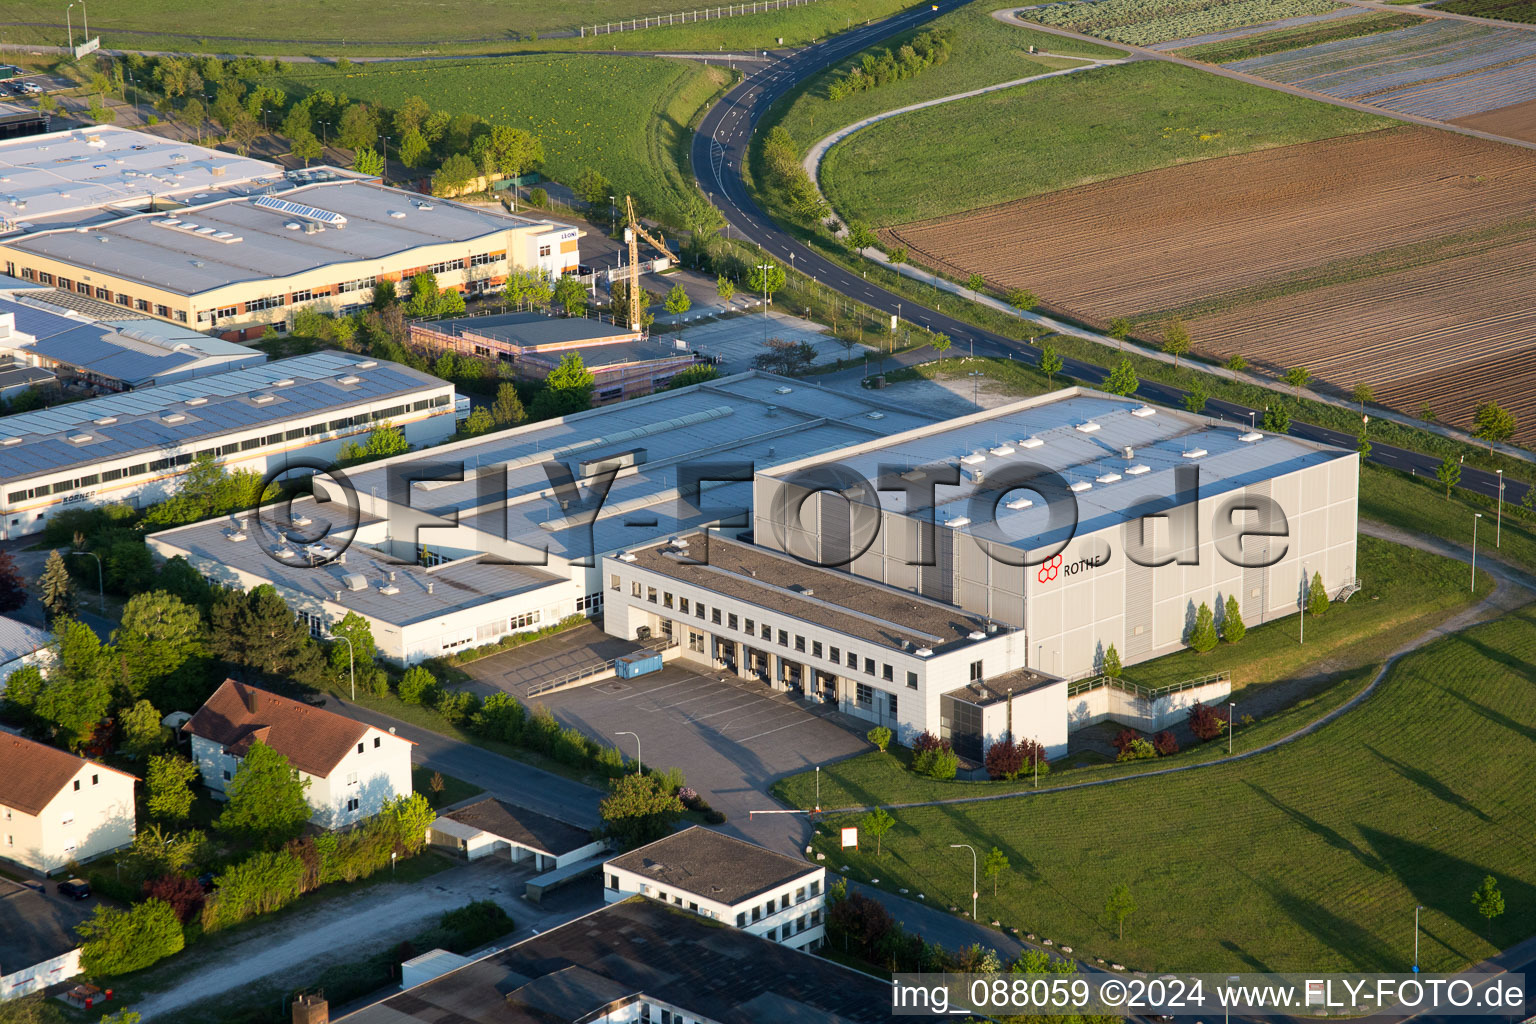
[57,878,91,899]
[19,81,43,95]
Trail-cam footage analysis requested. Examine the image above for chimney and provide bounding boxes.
[292,993,328,1024]
[245,687,260,714]
[427,581,434,595]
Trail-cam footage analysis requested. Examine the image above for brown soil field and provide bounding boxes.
[1451,95,1536,143]
[882,126,1536,443]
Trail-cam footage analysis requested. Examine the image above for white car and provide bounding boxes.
[18,81,42,95]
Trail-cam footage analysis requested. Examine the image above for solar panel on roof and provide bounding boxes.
[253,194,346,227]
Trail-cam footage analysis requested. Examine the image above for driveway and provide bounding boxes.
[457,622,641,698]
[126,858,599,1021]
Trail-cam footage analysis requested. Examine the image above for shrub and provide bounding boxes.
[398,665,441,706]
[1187,701,1229,742]
[1152,730,1179,756]
[914,742,958,780]
[470,691,525,743]
[554,725,592,766]
[143,873,205,924]
[1308,570,1330,617]
[600,773,684,849]
[1222,594,1246,643]
[438,900,514,951]
[866,726,892,752]
[523,704,561,753]
[205,850,305,931]
[1111,728,1140,754]
[984,739,1025,781]
[528,187,548,207]
[1102,643,1122,678]
[911,731,942,755]
[677,786,699,806]
[1116,737,1157,762]
[704,808,727,824]
[435,689,481,726]
[77,898,185,976]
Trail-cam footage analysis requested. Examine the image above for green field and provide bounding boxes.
[1434,0,1536,22]
[1026,0,1341,45]
[774,533,1491,807]
[266,55,730,222]
[1174,11,1425,62]
[820,60,1389,226]
[0,0,922,55]
[808,602,1536,972]
[768,0,1122,159]
[1360,462,1536,578]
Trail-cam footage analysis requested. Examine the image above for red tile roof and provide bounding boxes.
[0,732,134,816]
[182,679,370,778]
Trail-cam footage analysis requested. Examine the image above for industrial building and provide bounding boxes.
[0,127,582,338]
[755,387,1360,681]
[0,351,456,539]
[412,310,706,404]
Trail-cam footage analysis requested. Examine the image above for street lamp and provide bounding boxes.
[968,369,983,407]
[950,843,978,922]
[609,194,616,235]
[66,2,76,50]
[756,262,772,344]
[1472,513,1483,591]
[616,731,641,774]
[326,632,355,700]
[1413,904,1424,972]
[814,765,821,813]
[1496,469,1504,548]
[1226,975,1241,1024]
[73,549,104,613]
[1228,701,1235,754]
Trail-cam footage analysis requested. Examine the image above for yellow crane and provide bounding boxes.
[623,194,678,333]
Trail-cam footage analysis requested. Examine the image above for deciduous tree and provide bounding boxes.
[663,283,691,315]
[747,261,785,300]
[1471,875,1505,931]
[1282,365,1311,397]
[599,773,684,849]
[1161,319,1191,367]
[861,806,895,857]
[1102,357,1138,397]
[1104,883,1135,940]
[114,590,205,708]
[1472,402,1517,451]
[216,739,312,848]
[715,274,735,302]
[553,275,587,316]
[0,549,27,613]
[146,753,199,823]
[1039,345,1062,387]
[1352,381,1373,413]
[76,899,185,976]
[983,846,1009,897]
[492,382,527,426]
[119,699,165,759]
[866,726,891,752]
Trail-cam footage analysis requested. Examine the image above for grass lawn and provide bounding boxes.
[1174,12,1425,62]
[769,0,1121,159]
[412,765,484,809]
[0,0,920,55]
[809,602,1536,973]
[775,533,1491,808]
[1360,462,1536,578]
[821,60,1390,226]
[264,55,731,223]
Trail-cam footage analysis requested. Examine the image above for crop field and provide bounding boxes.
[821,60,1388,226]
[1170,11,1425,62]
[1436,0,1536,22]
[1026,0,1342,45]
[1451,95,1536,142]
[806,604,1536,973]
[267,56,729,222]
[1146,6,1361,52]
[879,127,1536,442]
[1229,18,1536,120]
[0,0,919,55]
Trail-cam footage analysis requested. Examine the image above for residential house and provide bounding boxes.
[0,733,135,875]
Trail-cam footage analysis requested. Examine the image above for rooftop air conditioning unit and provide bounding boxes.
[379,584,400,595]
[964,466,985,486]
[774,386,792,395]
[227,531,247,542]
[915,647,933,658]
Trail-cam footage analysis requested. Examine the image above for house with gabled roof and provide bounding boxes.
[182,679,412,829]
[0,732,135,874]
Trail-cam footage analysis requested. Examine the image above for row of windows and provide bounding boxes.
[738,880,822,925]
[6,265,188,321]
[468,251,505,267]
[337,276,378,294]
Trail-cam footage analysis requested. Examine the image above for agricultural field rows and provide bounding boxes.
[1229,17,1536,119]
[1435,0,1536,22]
[1170,11,1425,62]
[1147,5,1361,51]
[879,127,1536,442]
[1451,94,1536,141]
[1026,0,1342,45]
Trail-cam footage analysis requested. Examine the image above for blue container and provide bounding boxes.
[615,651,663,679]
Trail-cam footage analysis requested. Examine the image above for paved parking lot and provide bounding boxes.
[535,663,870,852]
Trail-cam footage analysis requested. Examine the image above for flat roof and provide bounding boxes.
[0,878,95,972]
[339,898,891,1024]
[0,351,447,483]
[422,310,639,350]
[625,533,991,651]
[0,125,283,227]
[0,364,52,390]
[6,178,564,297]
[150,497,566,628]
[340,371,932,564]
[439,798,593,857]
[606,826,816,907]
[947,666,1060,705]
[764,387,1354,552]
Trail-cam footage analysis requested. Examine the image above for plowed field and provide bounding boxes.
[882,126,1536,442]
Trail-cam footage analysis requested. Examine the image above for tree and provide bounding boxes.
[748,261,786,301]
[35,619,112,749]
[39,550,76,625]
[1104,883,1135,940]
[575,168,611,207]
[1161,319,1191,367]
[1471,875,1505,931]
[545,353,595,404]
[1188,601,1218,653]
[1436,456,1462,498]
[1103,357,1138,397]
[208,585,322,682]
[492,382,527,427]
[666,364,719,390]
[327,611,376,677]
[1352,381,1374,413]
[866,725,891,752]
[983,846,1009,898]
[476,124,543,181]
[114,590,206,709]
[1281,365,1311,398]
[398,665,440,706]
[1264,404,1291,435]
[393,94,431,138]
[1039,345,1063,387]
[1357,433,1372,459]
[462,406,494,436]
[931,333,951,360]
[0,549,27,613]
[216,739,312,847]
[1226,353,1248,373]
[119,699,165,758]
[716,275,735,302]
[861,806,895,857]
[1222,594,1246,644]
[1102,643,1121,678]
[363,424,408,458]
[553,275,587,316]
[599,772,684,848]
[397,128,429,169]
[967,273,985,293]
[985,738,1025,781]
[353,146,384,176]
[371,277,397,310]
[663,283,692,315]
[432,152,478,196]
[1183,379,1209,414]
[76,899,185,976]
[146,753,199,823]
[1107,317,1132,348]
[1472,402,1517,451]
[338,102,378,152]
[290,131,322,166]
[1153,730,1179,756]
[1307,570,1329,617]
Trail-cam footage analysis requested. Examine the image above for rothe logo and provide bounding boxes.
[1037,552,1107,583]
[1037,554,1063,583]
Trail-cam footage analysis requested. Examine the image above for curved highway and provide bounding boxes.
[690,3,1529,509]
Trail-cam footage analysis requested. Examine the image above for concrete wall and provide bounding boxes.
[603,862,826,952]
[0,945,81,1001]
[1066,677,1232,733]
[2,764,135,875]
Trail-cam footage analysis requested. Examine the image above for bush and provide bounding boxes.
[1117,737,1157,762]
[1188,601,1218,653]
[1187,701,1230,742]
[469,691,525,743]
[77,898,185,977]
[1152,730,1180,756]
[1111,728,1141,755]
[398,665,441,706]
[143,873,206,924]
[435,688,481,726]
[911,731,942,756]
[205,850,306,931]
[523,704,561,754]
[913,740,958,780]
[554,725,593,766]
[985,739,1025,781]
[866,726,892,752]
[437,900,514,952]
[704,808,728,825]
[528,187,548,208]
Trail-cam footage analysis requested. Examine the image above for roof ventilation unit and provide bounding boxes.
[162,413,186,424]
[1,437,20,446]
[1075,421,1101,434]
[867,411,885,420]
[773,386,793,395]
[337,375,361,385]
[1125,464,1151,476]
[1005,495,1033,510]
[901,468,926,482]
[967,631,986,641]
[186,397,208,406]
[343,573,368,591]
[356,361,378,369]
[618,551,638,563]
[272,545,295,559]
[227,530,247,542]
[964,466,986,486]
[1181,448,1208,459]
[1239,431,1264,443]
[915,647,934,658]
[274,378,295,387]
[1069,481,1093,493]
[989,444,1015,456]
[379,583,400,595]
[1131,405,1156,418]
[94,417,117,425]
[960,452,986,466]
[1096,472,1122,484]
[1018,436,1044,449]
[68,434,93,444]
[252,394,276,404]
[943,516,971,529]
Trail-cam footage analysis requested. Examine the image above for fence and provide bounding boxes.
[524,636,678,698]
[583,0,824,36]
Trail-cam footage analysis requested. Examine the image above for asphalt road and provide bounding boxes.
[690,3,1531,513]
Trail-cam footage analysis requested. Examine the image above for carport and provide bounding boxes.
[428,798,605,871]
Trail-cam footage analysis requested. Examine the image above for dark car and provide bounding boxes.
[57,878,91,899]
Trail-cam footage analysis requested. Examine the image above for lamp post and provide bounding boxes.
[391,850,397,878]
[756,262,771,344]
[74,549,104,613]
[1033,735,1039,789]
[1228,701,1235,754]
[968,370,983,407]
[1496,469,1504,547]
[1472,513,1483,591]
[950,843,978,922]
[814,765,821,813]
[616,731,641,774]
[326,632,355,700]
[1226,976,1241,1024]
[1414,904,1424,972]
[609,194,616,235]
[1300,563,1306,645]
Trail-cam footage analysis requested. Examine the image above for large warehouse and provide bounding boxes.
[755,388,1359,680]
[0,352,456,538]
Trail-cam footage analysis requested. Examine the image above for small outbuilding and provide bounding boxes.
[428,797,602,871]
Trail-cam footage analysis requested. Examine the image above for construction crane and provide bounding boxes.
[624,194,678,334]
